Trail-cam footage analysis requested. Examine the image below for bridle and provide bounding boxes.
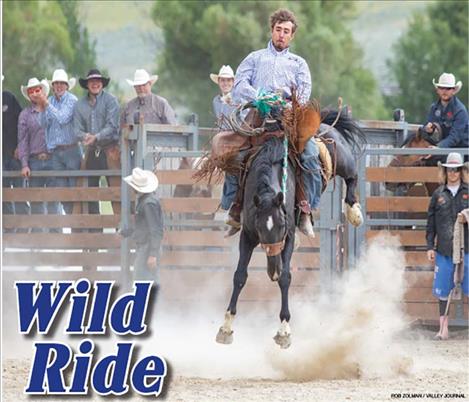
[259,205,288,257]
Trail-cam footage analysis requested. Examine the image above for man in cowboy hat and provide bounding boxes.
[122,168,164,283]
[423,73,468,150]
[120,69,176,127]
[74,69,120,218]
[229,8,320,237]
[426,152,469,340]
[3,80,29,224]
[18,78,58,223]
[211,65,237,130]
[34,68,80,215]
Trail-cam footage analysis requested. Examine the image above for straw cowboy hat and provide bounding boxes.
[432,73,462,94]
[440,152,464,168]
[20,77,50,100]
[79,69,110,89]
[123,167,159,193]
[210,65,235,84]
[50,68,76,90]
[126,69,158,86]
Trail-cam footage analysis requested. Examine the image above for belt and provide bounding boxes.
[54,143,77,151]
[30,152,51,161]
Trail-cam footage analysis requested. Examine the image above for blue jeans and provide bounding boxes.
[221,174,239,210]
[301,139,322,209]
[219,138,322,210]
[2,156,29,216]
[51,145,82,214]
[28,157,59,216]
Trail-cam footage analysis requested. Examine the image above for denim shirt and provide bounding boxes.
[425,95,469,148]
[233,40,312,104]
[212,94,237,130]
[39,91,78,151]
[74,90,120,143]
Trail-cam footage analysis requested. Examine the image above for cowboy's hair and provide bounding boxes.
[438,163,464,185]
[270,9,298,32]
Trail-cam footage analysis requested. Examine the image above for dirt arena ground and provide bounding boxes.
[3,330,468,402]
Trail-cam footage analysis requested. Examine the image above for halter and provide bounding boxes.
[260,231,287,257]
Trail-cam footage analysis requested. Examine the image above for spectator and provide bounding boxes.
[423,73,468,150]
[74,69,121,218]
[210,65,236,130]
[231,8,320,237]
[18,77,58,226]
[120,69,176,126]
[426,152,469,340]
[36,68,80,215]
[122,168,164,285]
[2,83,29,224]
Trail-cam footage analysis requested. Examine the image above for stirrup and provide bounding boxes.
[224,226,240,238]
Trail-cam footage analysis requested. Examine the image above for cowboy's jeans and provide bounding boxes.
[29,157,59,216]
[2,156,30,217]
[51,145,82,214]
[221,174,238,210]
[301,139,321,210]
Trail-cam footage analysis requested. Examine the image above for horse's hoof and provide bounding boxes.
[273,332,291,349]
[216,327,233,344]
[346,203,363,227]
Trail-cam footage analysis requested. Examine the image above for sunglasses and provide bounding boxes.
[447,167,461,173]
[438,87,455,91]
[27,87,42,95]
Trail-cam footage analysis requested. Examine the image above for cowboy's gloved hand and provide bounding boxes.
[424,122,435,133]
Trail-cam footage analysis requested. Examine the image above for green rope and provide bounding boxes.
[281,135,288,200]
[251,90,287,117]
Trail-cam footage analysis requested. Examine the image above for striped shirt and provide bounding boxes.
[39,91,78,151]
[233,40,312,104]
[74,90,120,143]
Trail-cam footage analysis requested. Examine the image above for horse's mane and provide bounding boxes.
[321,109,366,150]
[252,137,285,198]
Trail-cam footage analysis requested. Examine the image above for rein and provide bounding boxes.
[261,230,287,257]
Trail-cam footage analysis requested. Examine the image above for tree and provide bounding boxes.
[386,1,468,123]
[151,0,386,126]
[2,0,97,103]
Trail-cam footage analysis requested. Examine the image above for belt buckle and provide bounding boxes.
[95,148,101,158]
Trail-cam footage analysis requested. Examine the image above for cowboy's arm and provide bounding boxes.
[95,96,120,141]
[426,192,437,251]
[43,95,77,125]
[162,99,177,125]
[438,108,469,148]
[296,58,312,103]
[73,103,88,141]
[17,111,30,168]
[233,53,258,104]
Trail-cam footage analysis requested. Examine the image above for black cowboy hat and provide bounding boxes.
[79,69,110,89]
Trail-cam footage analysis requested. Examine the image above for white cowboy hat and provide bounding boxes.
[441,152,464,168]
[50,68,76,90]
[126,69,158,86]
[20,77,50,100]
[123,167,159,193]
[432,73,462,94]
[210,65,235,84]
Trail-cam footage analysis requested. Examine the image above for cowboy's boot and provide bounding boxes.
[224,203,242,238]
[298,200,315,237]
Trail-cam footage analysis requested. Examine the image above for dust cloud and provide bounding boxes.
[142,233,413,381]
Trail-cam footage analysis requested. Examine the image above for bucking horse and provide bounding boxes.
[211,99,366,349]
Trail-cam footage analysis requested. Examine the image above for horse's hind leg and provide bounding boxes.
[273,234,294,349]
[344,176,363,227]
[216,231,255,344]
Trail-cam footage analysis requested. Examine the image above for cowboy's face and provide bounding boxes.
[87,78,103,96]
[134,82,152,98]
[27,85,43,104]
[52,81,68,98]
[218,77,234,95]
[447,167,461,185]
[271,21,295,51]
[436,86,455,102]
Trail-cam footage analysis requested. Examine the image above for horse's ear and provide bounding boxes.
[253,194,260,207]
[273,192,284,207]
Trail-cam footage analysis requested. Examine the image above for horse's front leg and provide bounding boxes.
[344,175,363,227]
[216,231,256,344]
[273,233,294,349]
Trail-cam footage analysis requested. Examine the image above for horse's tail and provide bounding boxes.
[320,109,366,151]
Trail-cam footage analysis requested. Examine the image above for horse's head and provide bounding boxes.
[253,191,287,281]
[385,127,439,192]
